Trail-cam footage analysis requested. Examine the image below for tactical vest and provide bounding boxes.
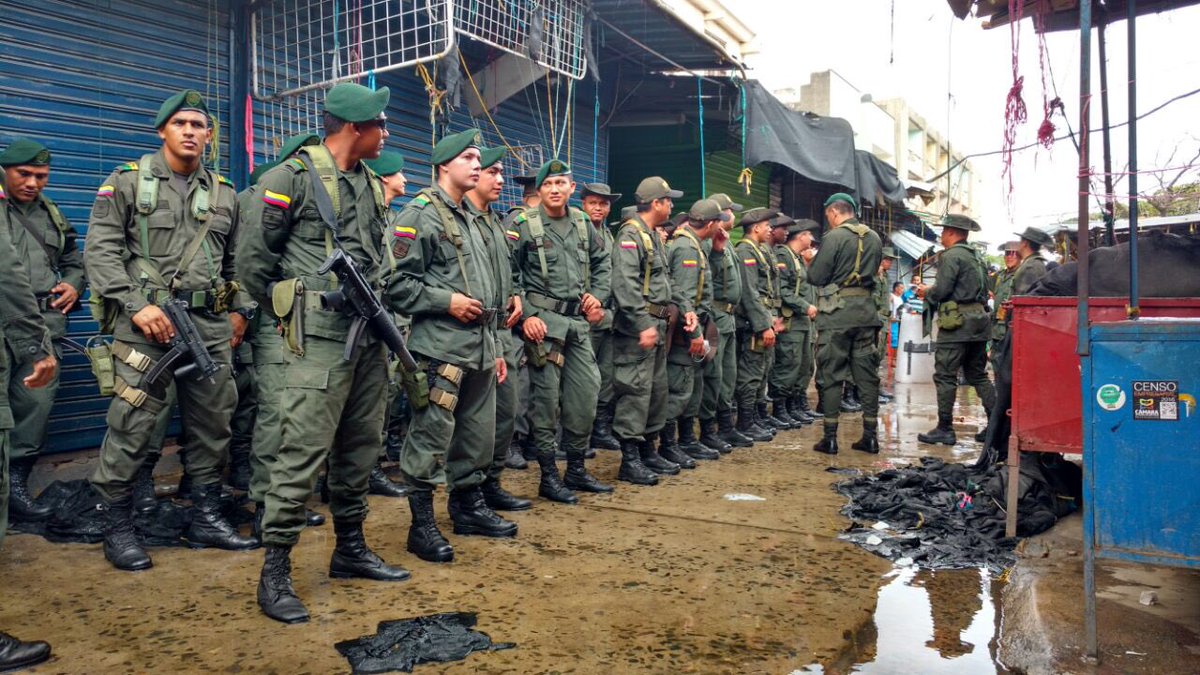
[841,223,871,288]
[743,240,775,297]
[949,242,989,304]
[409,187,475,297]
[523,206,592,292]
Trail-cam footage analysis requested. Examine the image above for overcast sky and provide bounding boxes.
[735,0,1200,244]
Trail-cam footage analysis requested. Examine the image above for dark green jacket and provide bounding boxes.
[1012,254,1048,295]
[807,218,883,330]
[0,196,54,429]
[611,216,671,337]
[734,238,775,333]
[706,238,742,335]
[774,243,813,332]
[926,242,991,343]
[4,192,85,339]
[667,226,713,341]
[991,267,1016,340]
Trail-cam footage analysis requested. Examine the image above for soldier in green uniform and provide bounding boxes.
[733,207,781,441]
[660,198,726,465]
[770,217,819,427]
[700,193,746,451]
[915,214,996,446]
[512,160,613,502]
[762,214,804,429]
[1012,227,1051,295]
[611,177,694,484]
[503,174,539,468]
[989,240,1020,360]
[86,90,259,572]
[808,193,883,455]
[0,139,85,521]
[0,188,57,670]
[464,147,532,512]
[874,246,900,403]
[240,84,410,623]
[580,183,622,451]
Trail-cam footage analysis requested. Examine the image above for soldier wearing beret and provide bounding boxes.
[769,217,819,428]
[732,207,781,441]
[1012,226,1052,295]
[240,83,409,623]
[580,182,622,452]
[501,172,540,469]
[700,193,748,451]
[808,193,884,455]
[0,138,85,522]
[915,214,996,446]
[512,160,613,502]
[463,146,532,512]
[85,89,258,573]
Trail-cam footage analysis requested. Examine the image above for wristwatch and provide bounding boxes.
[234,304,259,322]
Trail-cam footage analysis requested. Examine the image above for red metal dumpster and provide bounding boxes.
[1010,297,1200,454]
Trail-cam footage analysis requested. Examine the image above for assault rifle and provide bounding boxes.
[317,248,418,372]
[144,299,222,388]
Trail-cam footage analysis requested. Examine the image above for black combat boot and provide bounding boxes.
[812,426,839,455]
[329,520,411,581]
[813,396,826,418]
[132,460,158,514]
[384,431,404,463]
[406,491,454,562]
[918,414,957,446]
[840,386,863,413]
[772,399,799,429]
[756,401,782,431]
[99,495,152,571]
[719,408,754,448]
[480,476,533,510]
[677,418,719,460]
[307,509,325,526]
[258,545,309,624]
[184,483,259,551]
[657,422,696,470]
[0,631,51,671]
[798,394,820,421]
[737,403,773,442]
[851,426,880,454]
[590,404,621,450]
[536,451,578,504]
[368,462,408,498]
[519,433,538,462]
[227,444,252,492]
[449,487,518,537]
[6,457,52,522]
[504,439,528,470]
[617,438,659,486]
[639,436,681,475]
[563,449,614,493]
[788,395,814,425]
[698,417,731,454]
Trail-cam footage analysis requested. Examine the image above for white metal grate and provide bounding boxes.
[454,0,588,80]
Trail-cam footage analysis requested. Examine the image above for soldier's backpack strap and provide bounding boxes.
[568,207,592,292]
[747,240,773,292]
[39,194,70,253]
[673,227,707,306]
[417,188,473,298]
[523,208,551,287]
[620,218,656,298]
[841,223,871,287]
[788,247,804,298]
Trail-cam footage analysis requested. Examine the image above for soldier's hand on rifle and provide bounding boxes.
[761,327,777,348]
[505,295,523,329]
[229,312,248,349]
[132,304,175,343]
[683,311,699,334]
[807,305,818,319]
[449,292,484,324]
[688,335,706,358]
[496,357,507,385]
[522,316,547,343]
[638,326,658,351]
[24,354,57,389]
[49,282,79,314]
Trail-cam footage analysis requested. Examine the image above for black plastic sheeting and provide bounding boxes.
[9,479,253,546]
[742,80,857,191]
[336,612,515,674]
[834,454,1083,573]
[854,150,908,207]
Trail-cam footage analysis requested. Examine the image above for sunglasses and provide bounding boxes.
[357,117,387,131]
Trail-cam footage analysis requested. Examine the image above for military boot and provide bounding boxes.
[368,462,408,498]
[536,451,578,504]
[798,394,820,420]
[6,457,52,522]
[639,436,681,475]
[718,408,754,448]
[504,439,528,470]
[406,491,454,562]
[0,631,51,671]
[851,426,880,454]
[384,431,404,463]
[737,403,772,442]
[813,397,826,418]
[657,422,696,469]
[772,400,800,429]
[617,438,659,486]
[258,545,309,624]
[518,433,538,462]
[480,476,533,510]
[756,401,783,431]
[99,495,152,571]
[788,395,814,425]
[918,416,957,446]
[329,520,411,581]
[840,386,863,413]
[131,460,158,514]
[563,449,614,493]
[227,444,252,492]
[813,426,839,455]
[699,417,732,454]
[449,487,518,537]
[680,417,720,460]
[184,483,259,551]
[590,404,621,450]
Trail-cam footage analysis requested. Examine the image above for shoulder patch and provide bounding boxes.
[393,225,417,240]
[217,174,234,187]
[410,194,431,209]
[96,185,116,199]
[776,262,786,269]
[285,158,307,172]
[506,229,520,241]
[116,161,138,173]
[619,240,639,250]
[682,259,698,268]
[0,184,6,200]
[513,212,528,225]
[262,190,291,209]
[743,258,758,267]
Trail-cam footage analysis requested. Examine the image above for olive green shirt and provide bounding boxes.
[734,238,776,334]
[926,242,991,343]
[6,193,85,339]
[612,215,670,337]
[807,218,883,330]
[0,198,53,364]
[706,238,743,335]
[1012,254,1049,295]
[667,226,713,340]
[590,221,616,332]
[774,244,813,332]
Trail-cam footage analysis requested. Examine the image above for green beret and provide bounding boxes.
[941,214,981,232]
[154,89,210,129]
[479,147,507,170]
[0,138,51,167]
[278,132,320,161]
[249,161,277,186]
[365,150,406,177]
[431,129,483,166]
[582,183,622,201]
[535,159,571,188]
[325,83,390,123]
[739,207,779,230]
[823,192,858,211]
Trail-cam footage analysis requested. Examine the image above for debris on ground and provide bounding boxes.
[835,454,1082,572]
[335,612,514,674]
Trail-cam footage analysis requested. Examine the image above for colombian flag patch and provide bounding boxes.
[96,185,115,199]
[0,184,6,199]
[743,258,757,266]
[262,190,291,209]
[682,259,698,267]
[620,240,638,250]
[506,229,520,241]
[394,226,417,240]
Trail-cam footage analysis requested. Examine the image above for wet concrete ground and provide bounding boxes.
[3,382,1197,673]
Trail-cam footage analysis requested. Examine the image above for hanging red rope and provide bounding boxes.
[1031,0,1058,148]
[1001,0,1028,202]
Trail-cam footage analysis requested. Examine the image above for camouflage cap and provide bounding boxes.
[709,192,743,212]
[431,129,483,165]
[365,149,406,176]
[154,89,211,128]
[0,138,51,167]
[325,82,391,123]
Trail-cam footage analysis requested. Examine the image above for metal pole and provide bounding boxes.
[1098,21,1117,247]
[1081,0,1098,658]
[1127,0,1141,318]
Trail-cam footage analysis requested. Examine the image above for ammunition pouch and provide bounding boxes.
[936,301,964,330]
[210,281,241,314]
[83,338,117,396]
[645,302,671,320]
[272,279,306,355]
[816,284,845,314]
[89,294,121,335]
[400,366,431,411]
[421,360,465,412]
[524,339,565,368]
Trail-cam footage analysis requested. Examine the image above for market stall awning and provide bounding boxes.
[855,150,908,208]
[889,229,942,260]
[742,79,857,191]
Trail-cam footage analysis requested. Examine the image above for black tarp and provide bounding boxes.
[854,149,908,207]
[742,79,857,191]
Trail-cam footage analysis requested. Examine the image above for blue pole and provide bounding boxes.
[697,76,706,196]
[1127,0,1140,318]
[1080,0,1097,661]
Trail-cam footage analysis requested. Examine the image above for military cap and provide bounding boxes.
[999,240,1021,253]
[709,192,743,212]
[1015,226,1054,248]
[634,176,683,203]
[0,138,51,167]
[688,198,730,223]
[620,205,637,220]
[249,161,278,186]
[823,192,858,212]
[325,82,390,123]
[770,213,795,229]
[786,218,820,239]
[365,149,406,176]
[941,214,981,232]
[278,132,320,161]
[478,147,507,170]
[668,212,689,229]
[431,129,483,165]
[882,245,901,258]
[154,89,211,129]
[535,159,571,188]
[512,174,537,187]
[582,183,622,201]
[739,207,779,230]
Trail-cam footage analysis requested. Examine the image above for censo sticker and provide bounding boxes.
[1096,384,1126,412]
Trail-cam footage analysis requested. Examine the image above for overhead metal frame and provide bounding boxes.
[454,0,589,80]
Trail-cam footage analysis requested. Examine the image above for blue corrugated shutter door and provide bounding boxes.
[0,0,231,454]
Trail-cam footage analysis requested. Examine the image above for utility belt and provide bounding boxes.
[957,302,986,313]
[473,307,500,328]
[143,285,236,314]
[816,283,869,314]
[34,294,56,312]
[839,286,871,298]
[523,338,566,368]
[645,302,671,320]
[526,291,584,318]
[713,300,736,315]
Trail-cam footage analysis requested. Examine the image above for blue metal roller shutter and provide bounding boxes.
[0,0,232,454]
